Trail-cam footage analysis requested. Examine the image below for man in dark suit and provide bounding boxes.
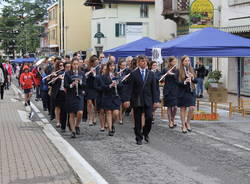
[126,55,159,145]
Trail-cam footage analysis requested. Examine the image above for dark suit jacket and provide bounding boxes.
[50,71,64,100]
[64,71,86,97]
[176,69,198,98]
[127,68,158,107]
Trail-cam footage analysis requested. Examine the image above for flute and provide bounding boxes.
[159,64,177,82]
[42,68,64,80]
[117,68,126,76]
[48,73,65,85]
[121,67,138,82]
[85,65,99,77]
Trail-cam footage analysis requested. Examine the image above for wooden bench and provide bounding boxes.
[240,99,250,116]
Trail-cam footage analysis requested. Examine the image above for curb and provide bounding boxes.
[12,85,109,184]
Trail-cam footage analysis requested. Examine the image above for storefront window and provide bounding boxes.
[241,57,250,92]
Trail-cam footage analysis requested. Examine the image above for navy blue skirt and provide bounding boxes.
[177,92,196,107]
[65,94,84,113]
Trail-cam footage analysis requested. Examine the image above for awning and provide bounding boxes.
[219,25,250,33]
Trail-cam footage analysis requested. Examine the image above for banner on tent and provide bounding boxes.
[152,48,163,64]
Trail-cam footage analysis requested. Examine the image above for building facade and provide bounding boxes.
[47,2,60,55]
[161,0,250,95]
[46,0,91,57]
[84,0,156,56]
[219,0,250,95]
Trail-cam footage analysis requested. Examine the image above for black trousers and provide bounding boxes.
[133,106,153,141]
[0,85,4,99]
[50,96,55,119]
[59,93,67,130]
[41,91,50,111]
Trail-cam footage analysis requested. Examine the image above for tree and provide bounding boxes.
[0,0,56,57]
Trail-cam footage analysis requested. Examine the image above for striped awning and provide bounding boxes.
[219,25,250,33]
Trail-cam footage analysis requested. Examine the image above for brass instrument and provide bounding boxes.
[159,64,177,82]
[42,68,64,80]
[72,74,82,97]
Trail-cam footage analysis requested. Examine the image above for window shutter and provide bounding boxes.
[115,23,119,37]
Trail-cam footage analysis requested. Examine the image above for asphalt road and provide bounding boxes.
[31,99,250,184]
[13,80,250,184]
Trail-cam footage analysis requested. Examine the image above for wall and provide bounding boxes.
[63,0,91,55]
[155,0,176,41]
[91,3,156,53]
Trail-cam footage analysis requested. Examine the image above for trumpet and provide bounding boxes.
[159,64,177,82]
[184,66,194,92]
[42,68,64,80]
[85,65,99,77]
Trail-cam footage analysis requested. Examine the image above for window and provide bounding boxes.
[229,0,250,6]
[115,23,126,37]
[140,4,148,18]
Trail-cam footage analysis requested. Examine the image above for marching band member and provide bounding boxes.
[101,61,121,136]
[149,61,161,123]
[85,55,99,126]
[94,64,107,131]
[117,59,130,124]
[49,60,65,128]
[126,55,159,145]
[64,58,86,138]
[177,56,197,133]
[162,57,178,128]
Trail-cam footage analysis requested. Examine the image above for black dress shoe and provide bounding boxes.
[71,132,76,138]
[61,129,66,133]
[75,127,80,135]
[111,125,115,133]
[144,135,149,143]
[108,131,114,136]
[136,140,142,145]
[187,128,192,132]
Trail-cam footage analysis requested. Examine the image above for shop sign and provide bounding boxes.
[190,0,214,29]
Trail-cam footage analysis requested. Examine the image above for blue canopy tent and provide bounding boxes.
[146,27,250,57]
[11,57,37,63]
[104,37,161,58]
[146,27,250,107]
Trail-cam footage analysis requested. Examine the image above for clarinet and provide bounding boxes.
[184,66,194,93]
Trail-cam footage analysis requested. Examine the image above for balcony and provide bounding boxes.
[162,0,189,22]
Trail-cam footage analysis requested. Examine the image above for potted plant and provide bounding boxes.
[204,70,222,90]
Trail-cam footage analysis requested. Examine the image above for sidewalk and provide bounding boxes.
[0,87,79,184]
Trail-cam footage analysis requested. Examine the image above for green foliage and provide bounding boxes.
[204,70,222,90]
[0,0,56,57]
[207,70,222,82]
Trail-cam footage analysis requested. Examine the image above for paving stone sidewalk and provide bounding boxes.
[0,87,79,184]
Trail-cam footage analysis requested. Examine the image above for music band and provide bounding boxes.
[33,54,197,145]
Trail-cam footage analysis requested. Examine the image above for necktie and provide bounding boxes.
[141,70,145,81]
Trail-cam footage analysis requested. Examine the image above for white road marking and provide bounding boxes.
[30,102,40,113]
[11,98,18,102]
[41,118,49,123]
[37,113,44,118]
[17,110,31,123]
